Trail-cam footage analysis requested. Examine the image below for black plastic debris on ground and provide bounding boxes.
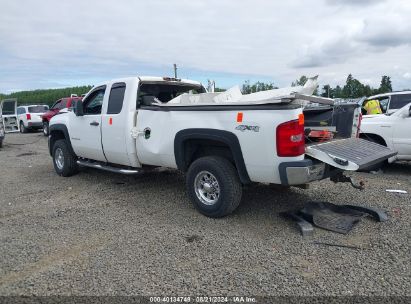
[281,201,388,236]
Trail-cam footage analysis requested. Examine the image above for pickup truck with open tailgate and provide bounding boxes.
[48,76,396,217]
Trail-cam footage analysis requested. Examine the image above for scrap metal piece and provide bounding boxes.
[300,202,365,234]
[386,189,407,194]
[342,204,388,222]
[313,241,362,250]
[330,172,365,190]
[280,212,314,237]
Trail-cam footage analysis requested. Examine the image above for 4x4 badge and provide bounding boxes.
[235,125,260,132]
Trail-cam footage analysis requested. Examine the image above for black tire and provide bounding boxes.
[43,122,49,136]
[186,156,242,218]
[20,121,27,133]
[0,139,3,148]
[52,139,78,177]
[360,137,386,172]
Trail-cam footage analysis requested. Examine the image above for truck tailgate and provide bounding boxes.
[305,138,397,171]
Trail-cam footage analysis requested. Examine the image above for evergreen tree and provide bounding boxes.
[378,76,392,93]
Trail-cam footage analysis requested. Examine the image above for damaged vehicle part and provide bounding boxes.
[0,99,19,133]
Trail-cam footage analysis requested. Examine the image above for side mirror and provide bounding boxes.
[75,101,84,116]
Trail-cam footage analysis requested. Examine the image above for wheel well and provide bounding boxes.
[174,129,251,184]
[49,130,66,154]
[179,138,251,184]
[360,133,387,146]
[183,139,234,169]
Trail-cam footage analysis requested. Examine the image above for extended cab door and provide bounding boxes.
[101,82,133,166]
[69,86,107,162]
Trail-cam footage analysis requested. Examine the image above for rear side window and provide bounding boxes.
[390,94,411,109]
[107,82,126,114]
[17,107,26,115]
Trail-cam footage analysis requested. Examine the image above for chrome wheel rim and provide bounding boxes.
[194,171,220,205]
[54,148,64,170]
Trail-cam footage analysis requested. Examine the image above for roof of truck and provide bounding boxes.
[95,76,202,87]
[139,76,202,86]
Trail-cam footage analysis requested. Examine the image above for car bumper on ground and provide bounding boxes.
[279,159,329,186]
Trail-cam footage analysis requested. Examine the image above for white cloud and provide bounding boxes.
[0,0,410,92]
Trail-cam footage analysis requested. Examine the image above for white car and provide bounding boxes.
[360,102,411,169]
[361,91,411,115]
[47,76,395,217]
[17,105,49,133]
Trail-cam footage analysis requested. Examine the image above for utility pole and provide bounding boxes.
[173,64,177,78]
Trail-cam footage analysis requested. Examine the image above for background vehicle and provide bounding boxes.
[17,105,49,133]
[48,76,395,218]
[361,91,411,115]
[360,102,411,170]
[42,96,82,136]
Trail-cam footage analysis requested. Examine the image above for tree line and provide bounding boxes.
[320,74,393,98]
[0,74,403,106]
[0,86,92,106]
[230,74,398,98]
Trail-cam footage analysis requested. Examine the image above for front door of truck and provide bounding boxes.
[101,82,139,166]
[70,86,106,162]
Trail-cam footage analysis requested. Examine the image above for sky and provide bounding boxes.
[0,0,410,93]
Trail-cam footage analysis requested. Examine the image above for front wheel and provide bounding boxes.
[186,156,242,218]
[43,122,49,136]
[52,139,78,177]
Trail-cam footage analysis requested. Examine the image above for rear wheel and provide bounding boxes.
[52,139,78,177]
[20,121,27,133]
[186,156,242,218]
[43,122,49,136]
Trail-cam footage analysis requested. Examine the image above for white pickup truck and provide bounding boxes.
[48,76,396,217]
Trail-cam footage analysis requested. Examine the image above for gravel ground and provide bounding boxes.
[0,132,410,297]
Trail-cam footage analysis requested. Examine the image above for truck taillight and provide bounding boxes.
[26,114,31,120]
[276,118,305,157]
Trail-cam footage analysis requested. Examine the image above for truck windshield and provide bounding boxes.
[28,105,48,113]
[137,82,206,105]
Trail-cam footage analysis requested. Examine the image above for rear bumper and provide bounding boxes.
[279,159,329,186]
[27,121,42,128]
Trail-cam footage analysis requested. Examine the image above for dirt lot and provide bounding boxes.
[0,132,410,297]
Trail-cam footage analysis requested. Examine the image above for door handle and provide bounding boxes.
[90,121,99,126]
